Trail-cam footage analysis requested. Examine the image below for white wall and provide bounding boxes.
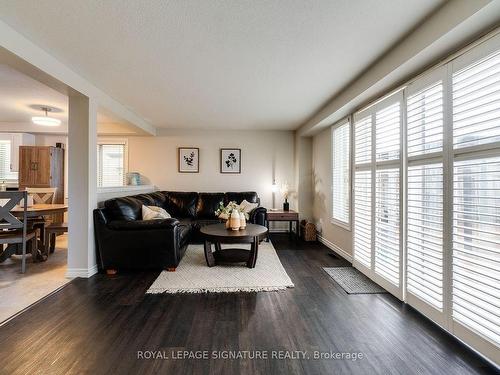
[312,127,352,257]
[294,134,313,220]
[113,128,296,214]
[36,130,298,232]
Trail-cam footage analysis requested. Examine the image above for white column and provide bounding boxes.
[67,94,98,278]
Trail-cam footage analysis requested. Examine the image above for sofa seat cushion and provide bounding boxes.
[107,218,179,230]
[196,193,225,219]
[192,219,220,231]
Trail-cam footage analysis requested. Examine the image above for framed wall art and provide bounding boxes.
[220,148,241,174]
[178,147,199,173]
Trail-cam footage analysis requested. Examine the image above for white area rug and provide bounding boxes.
[147,242,294,294]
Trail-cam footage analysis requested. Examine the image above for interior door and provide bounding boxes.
[36,147,51,185]
[19,146,37,186]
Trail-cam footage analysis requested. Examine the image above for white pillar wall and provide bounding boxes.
[67,95,98,278]
[294,134,313,221]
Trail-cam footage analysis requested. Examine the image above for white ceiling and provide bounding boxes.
[0,64,68,123]
[0,64,136,133]
[0,0,444,130]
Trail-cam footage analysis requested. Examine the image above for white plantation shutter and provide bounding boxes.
[354,169,371,267]
[348,33,500,362]
[452,50,500,149]
[376,102,400,161]
[332,121,350,225]
[407,82,444,156]
[407,163,444,310]
[405,72,446,322]
[0,140,17,181]
[450,40,500,359]
[353,91,403,297]
[97,143,126,187]
[354,116,371,165]
[354,113,373,268]
[375,168,400,286]
[452,157,500,346]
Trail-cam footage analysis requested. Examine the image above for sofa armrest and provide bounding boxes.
[93,209,183,271]
[107,218,180,231]
[249,206,267,226]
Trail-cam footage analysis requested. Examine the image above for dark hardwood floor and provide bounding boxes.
[0,234,497,375]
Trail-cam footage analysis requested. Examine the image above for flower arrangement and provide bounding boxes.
[214,201,249,220]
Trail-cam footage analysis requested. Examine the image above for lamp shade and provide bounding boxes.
[32,116,61,127]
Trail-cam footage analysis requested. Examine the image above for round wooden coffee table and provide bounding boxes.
[200,223,268,268]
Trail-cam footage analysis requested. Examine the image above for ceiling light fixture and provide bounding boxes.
[32,107,61,126]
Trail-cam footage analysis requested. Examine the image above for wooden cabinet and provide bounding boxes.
[19,146,65,204]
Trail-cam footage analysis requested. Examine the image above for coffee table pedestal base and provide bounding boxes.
[204,237,259,268]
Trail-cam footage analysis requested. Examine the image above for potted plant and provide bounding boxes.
[281,182,290,211]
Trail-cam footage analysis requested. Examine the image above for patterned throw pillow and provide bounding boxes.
[142,205,171,220]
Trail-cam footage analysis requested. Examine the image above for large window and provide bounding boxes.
[97,140,127,187]
[331,120,350,227]
[351,32,500,363]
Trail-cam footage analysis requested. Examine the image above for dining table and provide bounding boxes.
[0,203,68,263]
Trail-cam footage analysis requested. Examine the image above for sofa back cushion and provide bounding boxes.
[104,196,144,221]
[103,191,260,221]
[147,191,169,207]
[196,193,225,219]
[163,191,198,218]
[224,191,259,206]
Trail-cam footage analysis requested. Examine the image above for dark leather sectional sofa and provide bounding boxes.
[93,191,266,272]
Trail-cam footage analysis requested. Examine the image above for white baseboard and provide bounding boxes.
[317,234,353,263]
[66,264,98,278]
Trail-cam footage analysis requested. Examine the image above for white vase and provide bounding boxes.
[239,212,246,229]
[229,210,240,231]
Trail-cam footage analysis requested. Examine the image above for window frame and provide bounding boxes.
[331,118,352,230]
[97,138,128,188]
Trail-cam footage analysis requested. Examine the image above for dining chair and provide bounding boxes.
[44,222,68,254]
[25,187,57,204]
[0,191,38,273]
[25,187,57,245]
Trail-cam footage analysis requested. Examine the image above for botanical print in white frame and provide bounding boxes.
[220,148,241,174]
[178,147,199,173]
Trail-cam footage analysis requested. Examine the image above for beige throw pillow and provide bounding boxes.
[142,205,171,220]
[239,199,258,213]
